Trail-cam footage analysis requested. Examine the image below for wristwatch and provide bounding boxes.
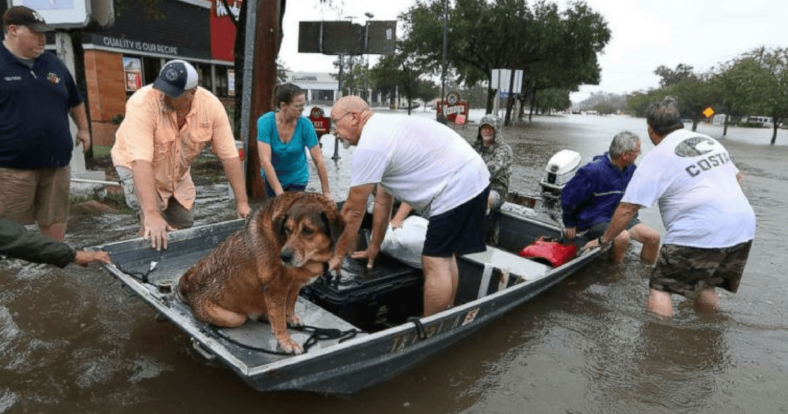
[598,235,613,247]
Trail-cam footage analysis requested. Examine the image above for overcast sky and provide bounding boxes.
[278,0,788,103]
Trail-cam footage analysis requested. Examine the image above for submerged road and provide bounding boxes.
[1,111,786,413]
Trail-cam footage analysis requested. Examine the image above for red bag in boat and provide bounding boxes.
[518,236,578,267]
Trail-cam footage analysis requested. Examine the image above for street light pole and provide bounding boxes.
[332,12,373,161]
[332,53,344,161]
[440,0,448,120]
[364,12,374,104]
[333,15,354,161]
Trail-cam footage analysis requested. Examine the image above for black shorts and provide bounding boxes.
[422,186,489,258]
[650,241,753,299]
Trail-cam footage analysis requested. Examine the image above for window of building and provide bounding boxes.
[142,57,164,90]
[313,89,334,102]
[195,62,212,91]
[215,65,230,97]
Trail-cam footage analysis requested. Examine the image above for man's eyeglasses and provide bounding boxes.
[330,112,353,131]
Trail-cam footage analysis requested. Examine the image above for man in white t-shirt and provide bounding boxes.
[588,96,756,318]
[327,96,491,316]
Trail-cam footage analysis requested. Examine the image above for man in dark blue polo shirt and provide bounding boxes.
[0,6,90,241]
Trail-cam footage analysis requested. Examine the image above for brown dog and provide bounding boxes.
[178,192,344,354]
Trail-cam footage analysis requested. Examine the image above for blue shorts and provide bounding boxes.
[422,186,489,258]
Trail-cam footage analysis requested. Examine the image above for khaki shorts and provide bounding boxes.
[115,165,194,229]
[0,166,70,226]
[650,241,753,299]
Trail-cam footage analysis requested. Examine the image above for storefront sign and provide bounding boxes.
[99,35,179,56]
[215,0,241,19]
[211,0,241,61]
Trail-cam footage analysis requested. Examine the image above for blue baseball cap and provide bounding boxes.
[153,60,199,98]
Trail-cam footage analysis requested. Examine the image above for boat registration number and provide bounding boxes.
[389,308,480,354]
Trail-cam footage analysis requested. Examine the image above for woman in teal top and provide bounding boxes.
[257,83,332,199]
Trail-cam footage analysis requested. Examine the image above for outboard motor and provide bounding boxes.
[537,150,581,220]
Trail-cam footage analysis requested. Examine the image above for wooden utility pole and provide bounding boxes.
[244,0,282,200]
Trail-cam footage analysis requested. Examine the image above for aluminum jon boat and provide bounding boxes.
[92,150,601,394]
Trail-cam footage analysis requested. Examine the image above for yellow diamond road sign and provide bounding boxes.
[703,107,715,118]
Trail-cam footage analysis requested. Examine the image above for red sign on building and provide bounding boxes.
[309,107,330,139]
[437,101,470,123]
[436,91,469,123]
[210,0,242,61]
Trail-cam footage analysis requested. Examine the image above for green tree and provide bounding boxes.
[579,91,626,115]
[369,54,402,107]
[413,78,440,106]
[368,46,435,115]
[664,73,716,131]
[460,83,492,108]
[630,64,716,131]
[625,90,653,117]
[533,88,571,114]
[401,0,610,122]
[400,0,504,113]
[707,60,756,136]
[627,50,788,141]
[654,63,695,88]
[737,47,788,144]
[520,1,610,122]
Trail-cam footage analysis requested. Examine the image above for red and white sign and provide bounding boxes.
[210,0,242,62]
[437,101,469,123]
[123,56,142,92]
[309,107,330,138]
[436,91,469,123]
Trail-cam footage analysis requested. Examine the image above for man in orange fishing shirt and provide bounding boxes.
[111,60,251,251]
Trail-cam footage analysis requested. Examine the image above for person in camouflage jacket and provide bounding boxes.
[0,218,111,267]
[472,114,513,245]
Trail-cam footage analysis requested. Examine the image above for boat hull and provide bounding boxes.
[93,199,600,393]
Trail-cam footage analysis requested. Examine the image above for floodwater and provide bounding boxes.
[1,112,787,413]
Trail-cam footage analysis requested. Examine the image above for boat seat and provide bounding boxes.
[462,246,551,299]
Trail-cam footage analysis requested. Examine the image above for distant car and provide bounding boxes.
[682,119,693,124]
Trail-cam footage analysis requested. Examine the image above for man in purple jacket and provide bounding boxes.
[561,131,660,264]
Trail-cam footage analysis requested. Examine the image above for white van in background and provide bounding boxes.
[743,115,774,128]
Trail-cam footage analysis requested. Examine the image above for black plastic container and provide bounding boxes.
[301,253,424,333]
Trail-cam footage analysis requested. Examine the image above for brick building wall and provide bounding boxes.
[84,50,127,146]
